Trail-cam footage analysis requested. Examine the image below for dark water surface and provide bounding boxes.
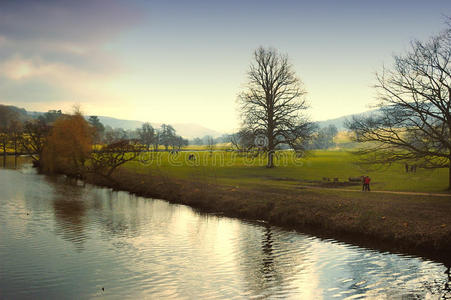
[0,158,450,299]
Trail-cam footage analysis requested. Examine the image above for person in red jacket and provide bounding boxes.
[364,176,371,191]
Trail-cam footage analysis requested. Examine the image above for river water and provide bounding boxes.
[0,157,450,299]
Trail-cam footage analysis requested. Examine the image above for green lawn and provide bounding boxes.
[125,150,449,193]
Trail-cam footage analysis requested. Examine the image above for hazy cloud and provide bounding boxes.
[0,0,143,106]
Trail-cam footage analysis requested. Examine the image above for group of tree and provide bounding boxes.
[0,106,190,181]
[189,134,231,146]
[137,123,188,151]
[308,125,338,150]
[0,107,53,158]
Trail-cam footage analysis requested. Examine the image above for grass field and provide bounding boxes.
[125,149,449,193]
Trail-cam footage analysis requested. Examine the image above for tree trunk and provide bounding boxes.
[267,150,274,168]
[448,159,451,191]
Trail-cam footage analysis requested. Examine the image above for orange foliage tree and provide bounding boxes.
[41,111,93,175]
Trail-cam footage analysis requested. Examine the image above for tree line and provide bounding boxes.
[0,107,192,180]
[0,107,190,156]
[88,117,189,152]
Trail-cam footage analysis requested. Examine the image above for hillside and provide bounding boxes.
[316,109,379,130]
[95,116,222,139]
[2,103,380,138]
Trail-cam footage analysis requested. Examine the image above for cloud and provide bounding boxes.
[0,0,145,111]
[0,0,143,70]
[0,0,142,44]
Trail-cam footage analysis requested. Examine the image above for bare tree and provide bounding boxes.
[89,139,143,180]
[137,122,155,150]
[153,131,160,152]
[347,25,451,189]
[0,106,19,156]
[238,47,314,168]
[0,131,7,157]
[8,120,22,156]
[230,129,256,153]
[20,119,51,165]
[205,135,215,155]
[159,124,176,151]
[173,136,188,150]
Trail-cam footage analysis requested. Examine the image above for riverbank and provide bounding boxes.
[83,167,451,265]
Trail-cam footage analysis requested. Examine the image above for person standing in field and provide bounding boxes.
[362,176,366,191]
[364,176,371,191]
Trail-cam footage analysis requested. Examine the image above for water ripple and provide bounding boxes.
[0,164,450,299]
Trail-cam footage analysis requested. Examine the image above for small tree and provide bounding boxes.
[21,119,51,164]
[0,106,19,156]
[347,24,451,189]
[230,129,256,153]
[159,124,176,151]
[173,136,188,150]
[238,47,314,167]
[104,127,127,144]
[192,137,203,145]
[88,116,105,144]
[205,136,216,155]
[137,122,155,150]
[153,131,160,151]
[89,139,143,180]
[41,111,93,175]
[8,120,23,155]
[310,125,338,149]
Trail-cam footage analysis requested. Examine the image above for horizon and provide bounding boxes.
[2,102,366,135]
[0,0,449,132]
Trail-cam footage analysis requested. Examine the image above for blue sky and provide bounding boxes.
[0,0,449,131]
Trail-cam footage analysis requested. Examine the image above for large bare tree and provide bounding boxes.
[347,25,451,189]
[238,47,313,168]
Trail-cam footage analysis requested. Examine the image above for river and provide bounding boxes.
[0,157,450,299]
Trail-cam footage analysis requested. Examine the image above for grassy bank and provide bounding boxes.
[126,150,450,192]
[83,158,451,264]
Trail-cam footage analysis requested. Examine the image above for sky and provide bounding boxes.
[0,0,450,132]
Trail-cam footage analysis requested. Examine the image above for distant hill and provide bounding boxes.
[316,109,379,130]
[0,104,30,122]
[2,103,380,137]
[95,116,144,131]
[22,110,221,139]
[95,116,222,139]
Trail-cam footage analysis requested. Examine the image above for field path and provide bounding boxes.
[302,186,451,197]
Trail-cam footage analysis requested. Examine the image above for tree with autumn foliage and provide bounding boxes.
[41,110,93,176]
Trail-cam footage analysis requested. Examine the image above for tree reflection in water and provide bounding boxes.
[49,177,88,252]
[444,266,451,299]
[238,223,310,298]
[261,225,275,276]
[0,158,449,298]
